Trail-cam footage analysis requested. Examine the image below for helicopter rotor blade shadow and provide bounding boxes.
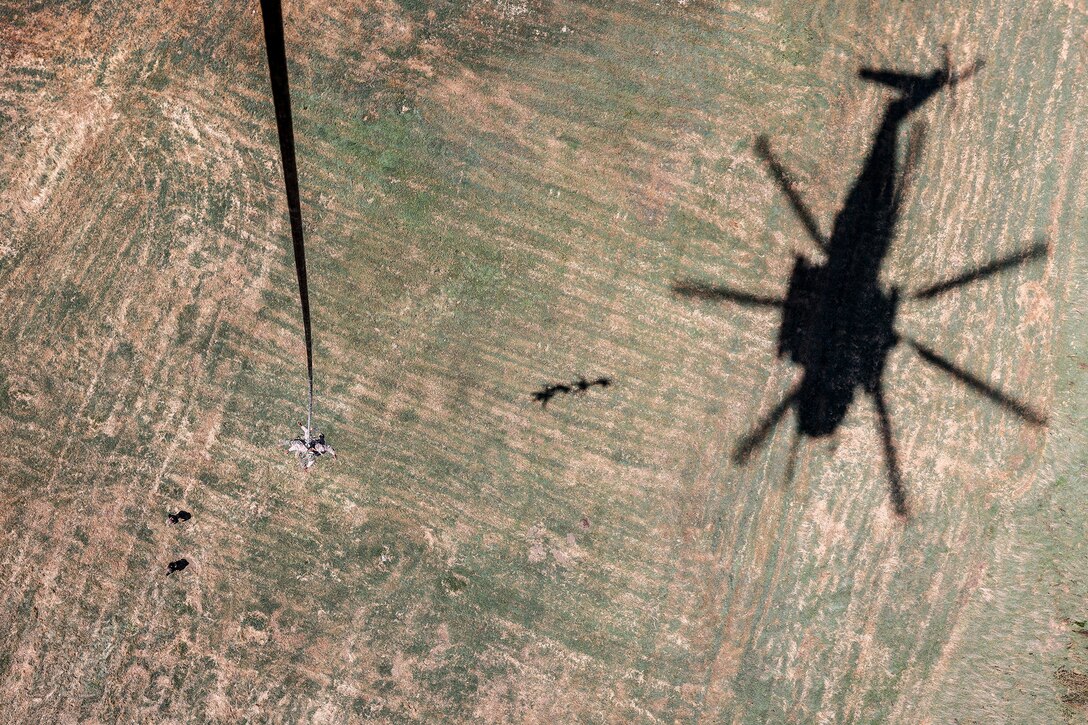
[947,57,986,88]
[906,338,1047,425]
[732,386,799,463]
[872,385,908,517]
[672,280,785,308]
[910,240,1049,300]
[781,428,801,489]
[754,136,829,254]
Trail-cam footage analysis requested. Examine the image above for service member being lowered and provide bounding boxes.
[285,422,337,471]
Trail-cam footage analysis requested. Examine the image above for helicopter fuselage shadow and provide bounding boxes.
[778,80,945,438]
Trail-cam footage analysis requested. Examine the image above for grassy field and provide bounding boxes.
[1,0,1085,722]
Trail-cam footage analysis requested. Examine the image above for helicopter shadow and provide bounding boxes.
[674,50,1048,517]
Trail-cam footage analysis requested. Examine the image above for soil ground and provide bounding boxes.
[0,0,1085,722]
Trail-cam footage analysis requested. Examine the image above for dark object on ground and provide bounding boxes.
[533,377,612,406]
[531,383,571,407]
[573,376,612,393]
[168,511,191,524]
[166,559,189,576]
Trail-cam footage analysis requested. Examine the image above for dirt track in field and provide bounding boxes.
[0,0,1085,722]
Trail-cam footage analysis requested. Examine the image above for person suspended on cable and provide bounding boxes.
[284,422,336,471]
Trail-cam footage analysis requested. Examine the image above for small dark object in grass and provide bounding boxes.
[166,559,189,576]
[532,377,612,407]
[531,383,571,407]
